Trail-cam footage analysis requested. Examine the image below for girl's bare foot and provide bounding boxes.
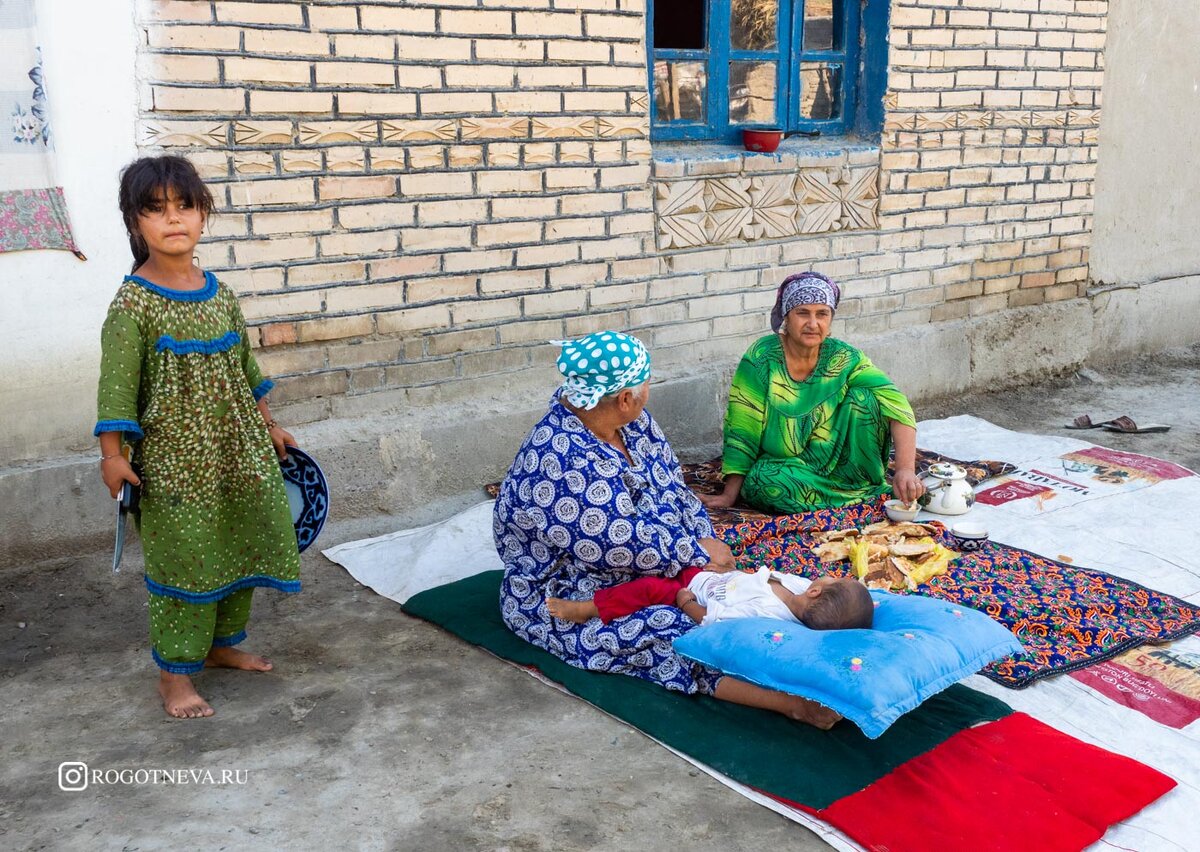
[205,646,273,672]
[546,597,599,624]
[158,672,214,719]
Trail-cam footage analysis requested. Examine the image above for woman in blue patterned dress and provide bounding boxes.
[493,332,841,728]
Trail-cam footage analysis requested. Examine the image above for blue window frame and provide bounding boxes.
[649,0,880,143]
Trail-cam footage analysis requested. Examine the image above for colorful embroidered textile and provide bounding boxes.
[720,499,1200,688]
[722,335,916,512]
[0,1,82,257]
[96,274,300,605]
[493,397,719,694]
[552,331,650,410]
[682,450,1017,527]
[403,570,1174,850]
[485,450,1014,531]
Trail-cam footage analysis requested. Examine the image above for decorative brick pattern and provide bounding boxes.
[798,167,881,233]
[135,0,1108,420]
[656,161,881,249]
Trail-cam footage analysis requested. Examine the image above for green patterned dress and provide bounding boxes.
[95,273,300,672]
[722,335,916,513]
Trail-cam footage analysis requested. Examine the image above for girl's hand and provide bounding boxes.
[891,469,926,505]
[100,456,140,499]
[268,425,296,461]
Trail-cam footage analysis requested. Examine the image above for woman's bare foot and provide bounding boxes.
[205,646,273,672]
[546,597,599,624]
[713,676,842,730]
[785,696,842,730]
[158,672,214,719]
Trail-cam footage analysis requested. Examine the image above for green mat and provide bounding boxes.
[402,570,1012,810]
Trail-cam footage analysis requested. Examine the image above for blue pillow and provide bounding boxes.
[672,591,1023,739]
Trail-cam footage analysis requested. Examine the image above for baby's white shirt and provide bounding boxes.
[686,567,811,627]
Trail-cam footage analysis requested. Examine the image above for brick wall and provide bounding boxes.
[136,0,1106,423]
[880,0,1103,321]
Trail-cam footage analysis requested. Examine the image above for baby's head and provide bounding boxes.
[791,577,874,631]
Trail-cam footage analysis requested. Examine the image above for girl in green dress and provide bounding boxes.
[701,272,927,514]
[96,156,301,719]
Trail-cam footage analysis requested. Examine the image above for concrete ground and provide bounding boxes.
[2,346,1197,851]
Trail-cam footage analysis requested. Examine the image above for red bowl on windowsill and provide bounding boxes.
[742,127,784,153]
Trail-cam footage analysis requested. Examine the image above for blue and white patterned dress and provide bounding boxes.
[494,397,723,694]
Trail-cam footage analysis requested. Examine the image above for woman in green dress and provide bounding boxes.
[96,156,301,719]
[700,272,926,514]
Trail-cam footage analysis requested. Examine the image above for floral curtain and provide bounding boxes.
[0,0,83,258]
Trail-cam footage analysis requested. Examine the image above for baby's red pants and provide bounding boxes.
[592,566,702,623]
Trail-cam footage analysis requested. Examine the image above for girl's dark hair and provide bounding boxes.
[118,155,214,273]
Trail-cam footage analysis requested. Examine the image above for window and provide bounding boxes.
[649,0,873,143]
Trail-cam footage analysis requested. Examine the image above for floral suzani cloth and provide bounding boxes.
[494,398,722,695]
[0,1,82,257]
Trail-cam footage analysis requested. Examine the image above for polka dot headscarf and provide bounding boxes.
[552,331,651,410]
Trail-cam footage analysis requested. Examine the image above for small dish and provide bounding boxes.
[884,499,920,522]
[279,446,330,553]
[949,522,989,552]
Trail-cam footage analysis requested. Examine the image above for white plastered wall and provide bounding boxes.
[1092,0,1200,285]
[0,0,138,465]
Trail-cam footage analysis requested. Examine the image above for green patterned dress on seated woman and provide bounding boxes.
[721,334,916,513]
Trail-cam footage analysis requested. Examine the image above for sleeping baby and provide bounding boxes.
[548,567,874,631]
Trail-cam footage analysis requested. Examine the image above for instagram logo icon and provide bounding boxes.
[58,762,89,792]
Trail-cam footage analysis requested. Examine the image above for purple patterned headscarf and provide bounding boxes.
[769,272,841,332]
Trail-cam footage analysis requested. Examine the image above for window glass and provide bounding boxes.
[799,62,841,120]
[654,60,707,122]
[654,0,707,50]
[730,0,778,52]
[729,61,777,124]
[803,0,837,51]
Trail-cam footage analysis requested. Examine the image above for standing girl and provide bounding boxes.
[95,155,301,719]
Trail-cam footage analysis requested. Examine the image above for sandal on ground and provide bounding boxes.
[1064,414,1116,430]
[1102,416,1171,434]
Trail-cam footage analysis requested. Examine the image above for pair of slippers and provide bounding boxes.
[1065,414,1171,434]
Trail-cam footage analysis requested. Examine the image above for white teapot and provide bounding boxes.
[918,463,976,516]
